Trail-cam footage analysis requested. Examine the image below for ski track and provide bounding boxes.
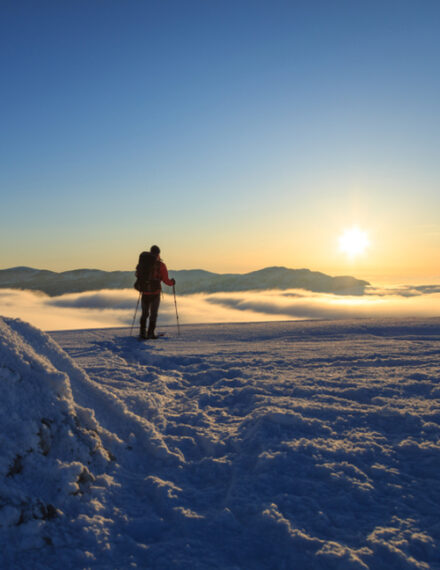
[1,318,439,568]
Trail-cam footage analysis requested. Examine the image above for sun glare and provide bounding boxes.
[338,227,370,258]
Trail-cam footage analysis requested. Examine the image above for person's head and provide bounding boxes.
[150,245,160,257]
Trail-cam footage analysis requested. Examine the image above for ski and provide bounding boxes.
[137,332,166,341]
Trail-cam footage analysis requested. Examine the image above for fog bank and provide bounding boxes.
[1,286,439,331]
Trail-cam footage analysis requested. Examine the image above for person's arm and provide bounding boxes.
[160,262,175,286]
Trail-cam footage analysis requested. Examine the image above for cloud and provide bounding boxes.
[365,284,440,297]
[0,286,439,331]
[0,289,134,331]
[0,289,276,331]
[47,290,136,310]
[205,289,440,320]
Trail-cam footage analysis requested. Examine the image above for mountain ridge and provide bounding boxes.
[0,266,370,296]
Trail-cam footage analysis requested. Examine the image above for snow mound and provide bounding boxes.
[0,317,112,552]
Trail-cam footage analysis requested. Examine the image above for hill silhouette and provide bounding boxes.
[0,266,369,296]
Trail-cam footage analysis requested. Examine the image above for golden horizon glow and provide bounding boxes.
[338,226,370,259]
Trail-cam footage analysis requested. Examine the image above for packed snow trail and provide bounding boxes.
[1,317,439,568]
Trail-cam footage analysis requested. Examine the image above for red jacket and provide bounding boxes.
[142,258,174,295]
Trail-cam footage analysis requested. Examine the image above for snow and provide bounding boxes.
[1,316,440,568]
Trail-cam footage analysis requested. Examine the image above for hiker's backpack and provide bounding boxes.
[134,252,161,293]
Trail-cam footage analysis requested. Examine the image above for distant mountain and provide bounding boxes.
[0,267,133,296]
[0,266,370,296]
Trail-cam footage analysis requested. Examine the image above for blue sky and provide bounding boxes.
[1,0,439,280]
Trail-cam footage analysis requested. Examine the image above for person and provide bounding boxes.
[136,245,175,339]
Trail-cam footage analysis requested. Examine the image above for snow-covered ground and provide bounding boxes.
[1,316,439,569]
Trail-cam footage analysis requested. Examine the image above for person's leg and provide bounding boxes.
[140,295,150,336]
[147,294,161,337]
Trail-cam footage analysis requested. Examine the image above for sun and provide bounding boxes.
[338,226,370,258]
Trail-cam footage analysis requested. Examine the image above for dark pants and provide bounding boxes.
[140,294,160,335]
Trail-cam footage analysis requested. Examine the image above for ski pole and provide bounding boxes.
[130,292,141,336]
[172,283,181,337]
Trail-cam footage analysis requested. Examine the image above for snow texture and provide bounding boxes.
[1,316,440,569]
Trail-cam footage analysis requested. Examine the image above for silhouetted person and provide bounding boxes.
[135,245,175,339]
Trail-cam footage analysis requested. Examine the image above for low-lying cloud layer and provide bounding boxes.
[1,285,440,331]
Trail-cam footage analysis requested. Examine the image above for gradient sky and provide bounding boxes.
[1,0,439,282]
